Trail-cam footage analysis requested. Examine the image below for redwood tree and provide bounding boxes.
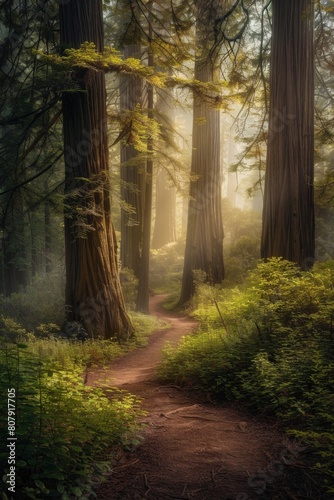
[2,191,28,295]
[59,0,133,340]
[136,34,154,314]
[119,43,145,279]
[261,0,315,268]
[151,84,177,250]
[179,2,225,305]
[117,0,146,280]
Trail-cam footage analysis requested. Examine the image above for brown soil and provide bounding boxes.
[87,295,289,500]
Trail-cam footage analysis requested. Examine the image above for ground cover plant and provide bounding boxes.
[0,343,145,499]
[157,258,334,494]
[0,269,65,331]
[150,240,185,293]
[0,269,165,370]
[0,281,164,499]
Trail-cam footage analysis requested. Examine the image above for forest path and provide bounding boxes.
[88,295,285,499]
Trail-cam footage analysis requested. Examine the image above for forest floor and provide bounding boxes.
[87,295,306,500]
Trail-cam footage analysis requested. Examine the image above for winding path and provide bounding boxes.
[88,295,284,499]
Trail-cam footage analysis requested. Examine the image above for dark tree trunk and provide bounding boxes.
[120,44,145,278]
[2,191,28,296]
[60,0,133,340]
[44,185,52,274]
[179,11,224,305]
[261,0,315,268]
[27,211,37,279]
[136,48,154,314]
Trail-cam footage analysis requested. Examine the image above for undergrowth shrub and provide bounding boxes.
[0,268,65,331]
[120,268,138,310]
[30,312,164,369]
[0,308,164,370]
[224,235,260,285]
[157,258,334,492]
[0,344,145,499]
[222,200,262,285]
[23,338,125,370]
[0,310,163,497]
[150,240,184,294]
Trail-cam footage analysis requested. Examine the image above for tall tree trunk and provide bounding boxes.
[179,12,224,305]
[120,44,145,278]
[152,167,176,249]
[28,211,37,278]
[136,42,154,314]
[60,0,133,340]
[261,0,315,268]
[152,84,177,249]
[44,198,51,274]
[2,191,28,296]
[226,135,237,208]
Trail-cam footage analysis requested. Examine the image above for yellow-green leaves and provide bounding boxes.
[166,76,228,110]
[36,42,166,87]
[36,42,227,103]
[116,103,160,155]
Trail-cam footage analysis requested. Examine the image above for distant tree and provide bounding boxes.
[59,0,133,340]
[135,0,188,311]
[151,83,177,250]
[119,46,145,279]
[261,0,315,268]
[0,0,62,294]
[136,17,154,314]
[115,0,182,312]
[117,1,145,281]
[179,0,225,305]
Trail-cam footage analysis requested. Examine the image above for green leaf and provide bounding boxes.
[16,460,27,467]
[57,483,65,494]
[34,479,45,489]
[70,486,83,497]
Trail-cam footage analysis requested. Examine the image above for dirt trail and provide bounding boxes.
[88,295,285,499]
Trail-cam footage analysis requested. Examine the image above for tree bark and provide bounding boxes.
[136,43,154,313]
[261,0,315,268]
[179,12,224,305]
[60,0,133,340]
[120,44,145,278]
[2,191,28,295]
[152,84,177,249]
[152,167,176,249]
[44,181,52,274]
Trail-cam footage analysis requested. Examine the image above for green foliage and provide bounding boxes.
[119,103,161,154]
[224,234,260,284]
[131,312,167,345]
[37,42,166,87]
[0,314,163,373]
[222,200,262,285]
[0,268,65,331]
[39,42,228,103]
[157,258,334,491]
[24,338,125,371]
[150,240,184,295]
[120,268,139,310]
[0,345,145,499]
[0,317,28,343]
[0,289,161,498]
